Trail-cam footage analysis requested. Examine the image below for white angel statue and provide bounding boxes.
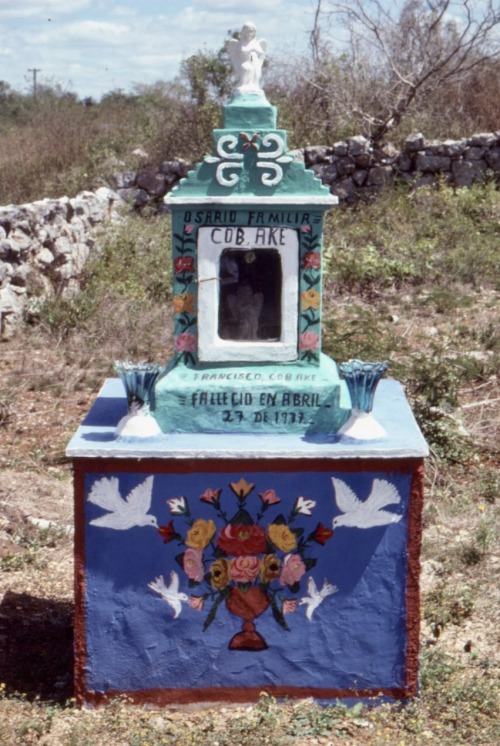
[228,22,267,93]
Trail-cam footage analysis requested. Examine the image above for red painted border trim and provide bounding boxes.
[72,456,424,705]
[83,685,411,707]
[404,461,424,696]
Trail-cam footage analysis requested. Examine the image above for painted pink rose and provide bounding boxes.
[183,548,204,582]
[175,332,197,353]
[184,224,195,234]
[301,224,312,233]
[301,251,321,270]
[174,256,195,274]
[258,489,281,506]
[230,555,261,584]
[279,553,306,586]
[299,331,319,351]
[282,599,298,615]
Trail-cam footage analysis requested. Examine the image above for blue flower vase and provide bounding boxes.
[114,361,163,438]
[338,360,389,440]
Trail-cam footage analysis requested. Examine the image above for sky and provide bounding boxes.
[0,0,325,100]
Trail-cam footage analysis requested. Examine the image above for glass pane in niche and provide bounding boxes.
[218,248,282,341]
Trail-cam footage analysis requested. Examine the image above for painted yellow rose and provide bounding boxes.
[301,289,320,311]
[173,293,196,314]
[209,558,231,590]
[185,519,216,550]
[260,553,281,583]
[268,524,297,552]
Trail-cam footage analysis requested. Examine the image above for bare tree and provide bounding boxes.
[314,0,500,143]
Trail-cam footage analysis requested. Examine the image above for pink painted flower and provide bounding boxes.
[183,548,204,582]
[230,555,261,584]
[299,331,319,352]
[189,595,204,611]
[301,224,312,233]
[301,251,321,270]
[282,599,298,615]
[184,224,195,234]
[258,489,281,506]
[279,553,306,587]
[200,488,222,505]
[175,332,197,353]
[174,256,195,274]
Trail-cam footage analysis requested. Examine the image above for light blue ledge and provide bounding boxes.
[66,378,428,460]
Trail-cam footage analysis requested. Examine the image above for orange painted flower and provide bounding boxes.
[268,523,297,553]
[301,289,320,310]
[260,554,281,583]
[229,477,255,498]
[185,519,216,550]
[209,558,231,590]
[173,293,196,314]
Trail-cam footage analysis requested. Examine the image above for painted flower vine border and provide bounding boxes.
[299,224,322,363]
[173,222,198,365]
[155,477,335,642]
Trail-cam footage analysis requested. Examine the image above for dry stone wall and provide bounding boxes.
[1,135,498,336]
[0,188,122,337]
[305,131,500,203]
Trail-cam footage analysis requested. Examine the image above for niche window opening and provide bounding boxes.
[218,248,282,342]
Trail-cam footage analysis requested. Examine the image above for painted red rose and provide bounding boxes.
[174,256,195,274]
[217,523,267,556]
[301,251,321,270]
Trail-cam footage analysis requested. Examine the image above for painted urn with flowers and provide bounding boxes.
[156,477,334,651]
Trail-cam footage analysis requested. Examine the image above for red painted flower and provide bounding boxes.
[240,132,259,150]
[174,256,195,274]
[301,251,321,270]
[217,523,267,556]
[157,520,176,543]
[175,332,197,353]
[299,331,319,351]
[311,522,334,545]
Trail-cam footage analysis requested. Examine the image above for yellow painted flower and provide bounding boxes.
[268,524,297,552]
[209,558,231,590]
[260,553,281,583]
[185,519,216,550]
[301,289,320,310]
[173,293,196,314]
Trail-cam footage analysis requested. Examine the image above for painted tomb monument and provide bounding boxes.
[67,21,428,706]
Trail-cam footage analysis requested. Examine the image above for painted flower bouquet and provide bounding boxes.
[157,477,334,651]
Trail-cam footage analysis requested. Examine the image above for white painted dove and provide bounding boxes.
[148,572,189,619]
[299,576,338,621]
[332,477,402,529]
[88,475,158,530]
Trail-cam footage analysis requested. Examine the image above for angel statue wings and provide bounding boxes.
[228,22,267,93]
